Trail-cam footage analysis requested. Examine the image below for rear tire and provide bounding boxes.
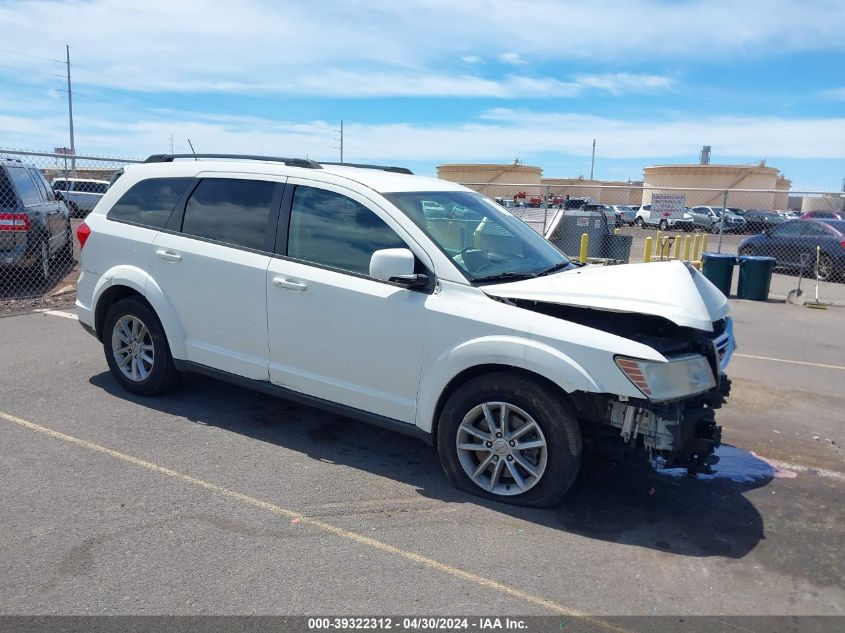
[658,219,669,231]
[635,217,645,228]
[103,297,181,396]
[437,372,582,507]
[817,254,834,282]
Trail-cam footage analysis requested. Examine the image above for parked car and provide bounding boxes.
[740,210,786,233]
[51,177,110,218]
[738,219,845,282]
[76,153,735,507]
[608,204,636,226]
[0,157,71,280]
[688,206,747,233]
[800,210,842,220]
[634,204,694,231]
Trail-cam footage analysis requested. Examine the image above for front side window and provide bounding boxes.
[385,191,571,282]
[108,177,193,229]
[801,222,831,237]
[52,179,68,191]
[181,178,276,251]
[287,186,405,276]
[6,167,42,206]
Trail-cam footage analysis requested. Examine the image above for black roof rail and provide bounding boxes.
[144,154,323,169]
[319,161,413,175]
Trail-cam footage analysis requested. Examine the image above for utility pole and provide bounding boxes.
[65,45,76,177]
[169,134,174,154]
[340,119,344,163]
[590,138,596,180]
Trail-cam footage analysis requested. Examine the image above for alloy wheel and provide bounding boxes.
[456,401,548,496]
[111,315,155,382]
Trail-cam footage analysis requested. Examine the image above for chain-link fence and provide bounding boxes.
[461,182,845,305]
[0,149,141,314]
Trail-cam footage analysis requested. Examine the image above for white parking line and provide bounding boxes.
[34,309,78,320]
[734,353,845,371]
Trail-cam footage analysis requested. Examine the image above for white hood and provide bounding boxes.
[484,260,729,332]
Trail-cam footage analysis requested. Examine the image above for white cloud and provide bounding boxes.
[575,73,676,96]
[2,105,843,169]
[817,87,845,101]
[499,52,525,65]
[461,55,482,64]
[0,0,840,98]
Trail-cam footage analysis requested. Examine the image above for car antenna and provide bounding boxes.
[187,139,198,161]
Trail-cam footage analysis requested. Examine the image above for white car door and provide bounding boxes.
[266,180,428,424]
[149,175,284,380]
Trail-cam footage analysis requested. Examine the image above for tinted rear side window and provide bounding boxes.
[6,167,43,206]
[181,178,276,251]
[108,177,193,229]
[52,179,68,191]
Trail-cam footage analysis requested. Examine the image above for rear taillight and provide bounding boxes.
[0,212,30,231]
[77,221,91,250]
[840,241,845,250]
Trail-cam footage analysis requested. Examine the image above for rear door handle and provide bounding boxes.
[273,277,307,291]
[155,249,182,263]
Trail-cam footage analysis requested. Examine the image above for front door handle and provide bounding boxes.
[273,277,307,291]
[155,249,182,263]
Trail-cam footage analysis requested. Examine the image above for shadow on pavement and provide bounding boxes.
[90,371,769,560]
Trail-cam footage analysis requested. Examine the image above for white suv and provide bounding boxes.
[75,154,735,507]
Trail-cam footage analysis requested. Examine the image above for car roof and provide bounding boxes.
[51,177,111,183]
[117,159,468,195]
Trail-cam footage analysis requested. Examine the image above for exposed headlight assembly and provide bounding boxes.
[615,354,716,401]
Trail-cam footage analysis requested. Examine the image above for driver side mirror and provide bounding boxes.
[369,248,429,289]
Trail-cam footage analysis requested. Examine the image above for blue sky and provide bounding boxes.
[0,0,843,190]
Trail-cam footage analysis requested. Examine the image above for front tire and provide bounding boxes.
[635,217,645,228]
[437,372,582,507]
[658,219,669,231]
[103,297,181,395]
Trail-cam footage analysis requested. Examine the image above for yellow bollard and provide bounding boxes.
[655,230,662,246]
[693,234,702,261]
[702,234,709,255]
[683,235,692,261]
[579,233,589,263]
[662,237,670,259]
[673,236,682,260]
[644,236,653,263]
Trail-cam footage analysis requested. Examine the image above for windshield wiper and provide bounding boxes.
[535,262,571,276]
[473,271,537,284]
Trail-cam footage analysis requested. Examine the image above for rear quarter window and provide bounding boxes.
[107,177,194,229]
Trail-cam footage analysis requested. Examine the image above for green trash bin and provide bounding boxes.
[701,252,736,296]
[737,255,776,301]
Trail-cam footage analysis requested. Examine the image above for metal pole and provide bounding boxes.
[590,138,596,180]
[340,119,344,163]
[542,184,550,235]
[717,189,728,253]
[65,45,76,177]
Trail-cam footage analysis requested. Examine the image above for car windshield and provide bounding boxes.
[384,190,572,283]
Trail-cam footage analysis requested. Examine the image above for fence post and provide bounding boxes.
[644,237,653,263]
[542,184,550,235]
[718,189,728,253]
[579,233,589,263]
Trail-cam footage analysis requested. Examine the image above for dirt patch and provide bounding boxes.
[0,265,79,316]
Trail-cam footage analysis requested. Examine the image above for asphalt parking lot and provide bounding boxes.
[0,299,843,622]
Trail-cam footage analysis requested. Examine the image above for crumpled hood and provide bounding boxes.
[484,260,729,332]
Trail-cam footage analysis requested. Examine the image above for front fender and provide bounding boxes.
[415,335,601,434]
[93,265,187,359]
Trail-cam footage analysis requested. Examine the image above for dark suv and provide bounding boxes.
[0,158,71,281]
